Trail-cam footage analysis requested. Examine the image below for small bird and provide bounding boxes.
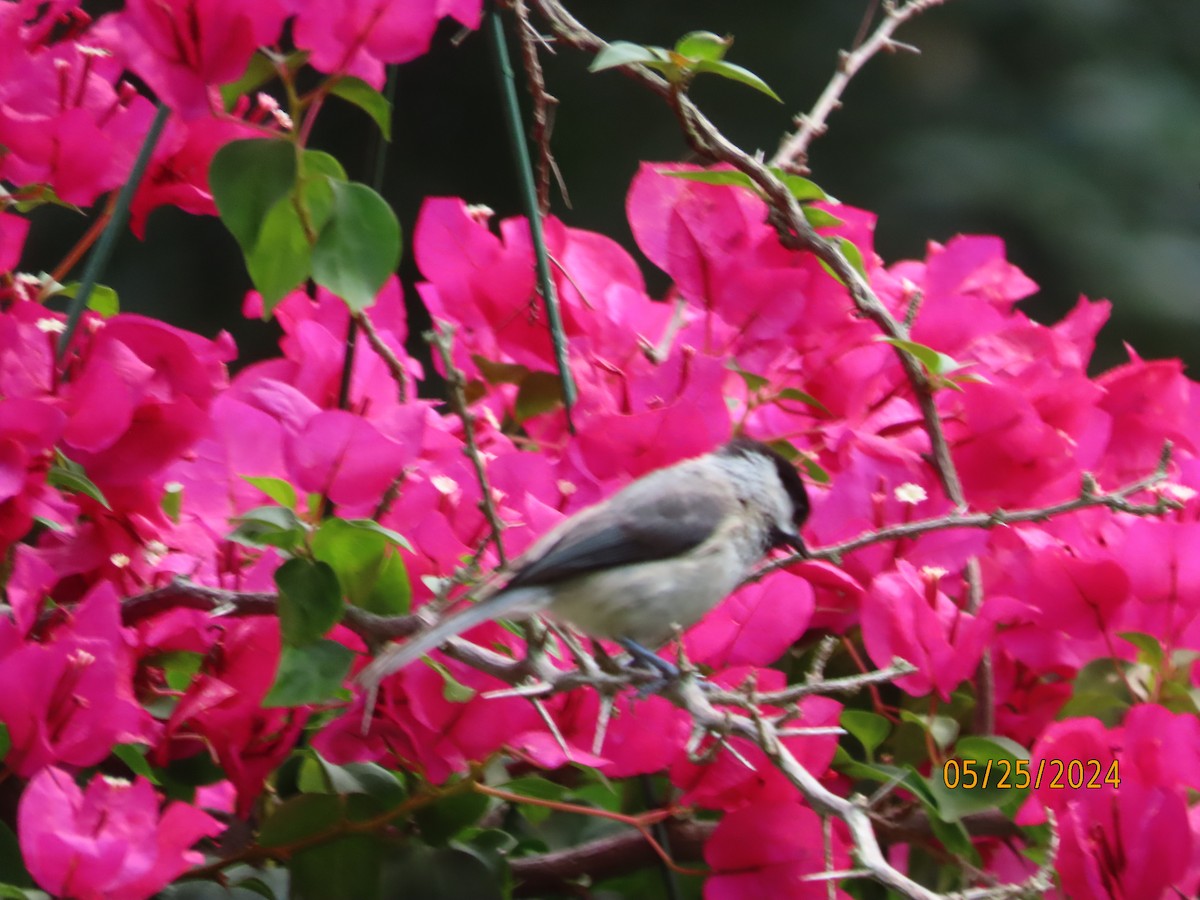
[358,437,810,695]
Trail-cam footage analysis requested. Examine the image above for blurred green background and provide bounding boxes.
[19,0,1200,374]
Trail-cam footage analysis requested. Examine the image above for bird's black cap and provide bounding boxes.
[720,437,811,538]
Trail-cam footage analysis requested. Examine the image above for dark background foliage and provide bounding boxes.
[20,0,1200,374]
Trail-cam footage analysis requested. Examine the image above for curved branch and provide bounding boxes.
[771,0,952,173]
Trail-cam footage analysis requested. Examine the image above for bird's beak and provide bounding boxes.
[773,527,809,559]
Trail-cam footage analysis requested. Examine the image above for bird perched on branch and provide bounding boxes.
[358,437,810,703]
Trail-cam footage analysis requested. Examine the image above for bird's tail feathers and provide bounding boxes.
[357,588,545,729]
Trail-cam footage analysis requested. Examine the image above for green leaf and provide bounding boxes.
[246,191,312,311]
[230,876,283,900]
[241,476,299,510]
[300,150,348,182]
[832,750,932,801]
[841,710,891,758]
[353,519,411,549]
[0,823,32,889]
[501,776,569,803]
[817,236,868,286]
[220,53,278,110]
[798,455,831,485]
[263,639,354,707]
[514,371,565,422]
[291,829,383,900]
[229,505,307,551]
[296,150,345,236]
[162,482,183,521]
[673,31,731,62]
[691,59,781,101]
[775,172,829,203]
[311,181,401,312]
[472,355,531,385]
[2,180,80,214]
[0,724,8,762]
[927,814,977,862]
[427,659,477,703]
[47,449,110,509]
[210,138,297,252]
[1159,679,1200,716]
[589,41,668,72]
[898,710,960,751]
[259,793,342,848]
[802,206,843,229]
[275,557,344,646]
[775,386,829,414]
[312,518,412,616]
[330,77,393,141]
[499,776,567,826]
[876,337,964,377]
[836,236,867,278]
[315,756,407,808]
[758,438,829,485]
[157,650,205,693]
[384,845,501,900]
[57,281,119,317]
[414,789,490,846]
[727,359,769,392]
[111,743,159,783]
[219,50,307,111]
[0,888,47,900]
[209,140,328,312]
[1119,631,1165,670]
[160,750,226,793]
[1058,658,1136,725]
[660,168,756,189]
[931,736,1030,822]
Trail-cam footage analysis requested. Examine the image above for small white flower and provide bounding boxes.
[69,648,96,666]
[143,541,169,566]
[557,479,577,496]
[36,318,67,334]
[164,482,184,494]
[894,483,927,505]
[110,552,131,568]
[431,475,459,495]
[1161,482,1198,503]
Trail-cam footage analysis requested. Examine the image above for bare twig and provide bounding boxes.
[771,0,952,173]
[512,0,560,215]
[428,326,508,567]
[354,311,409,403]
[751,442,1176,583]
[508,819,713,895]
[118,578,422,641]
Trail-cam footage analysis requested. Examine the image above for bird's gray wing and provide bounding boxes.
[503,475,728,590]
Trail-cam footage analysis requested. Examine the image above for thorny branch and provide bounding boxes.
[752,441,1178,582]
[428,326,508,567]
[771,0,952,173]
[353,310,409,403]
[510,0,561,215]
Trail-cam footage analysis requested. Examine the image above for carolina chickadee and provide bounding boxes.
[358,437,810,690]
